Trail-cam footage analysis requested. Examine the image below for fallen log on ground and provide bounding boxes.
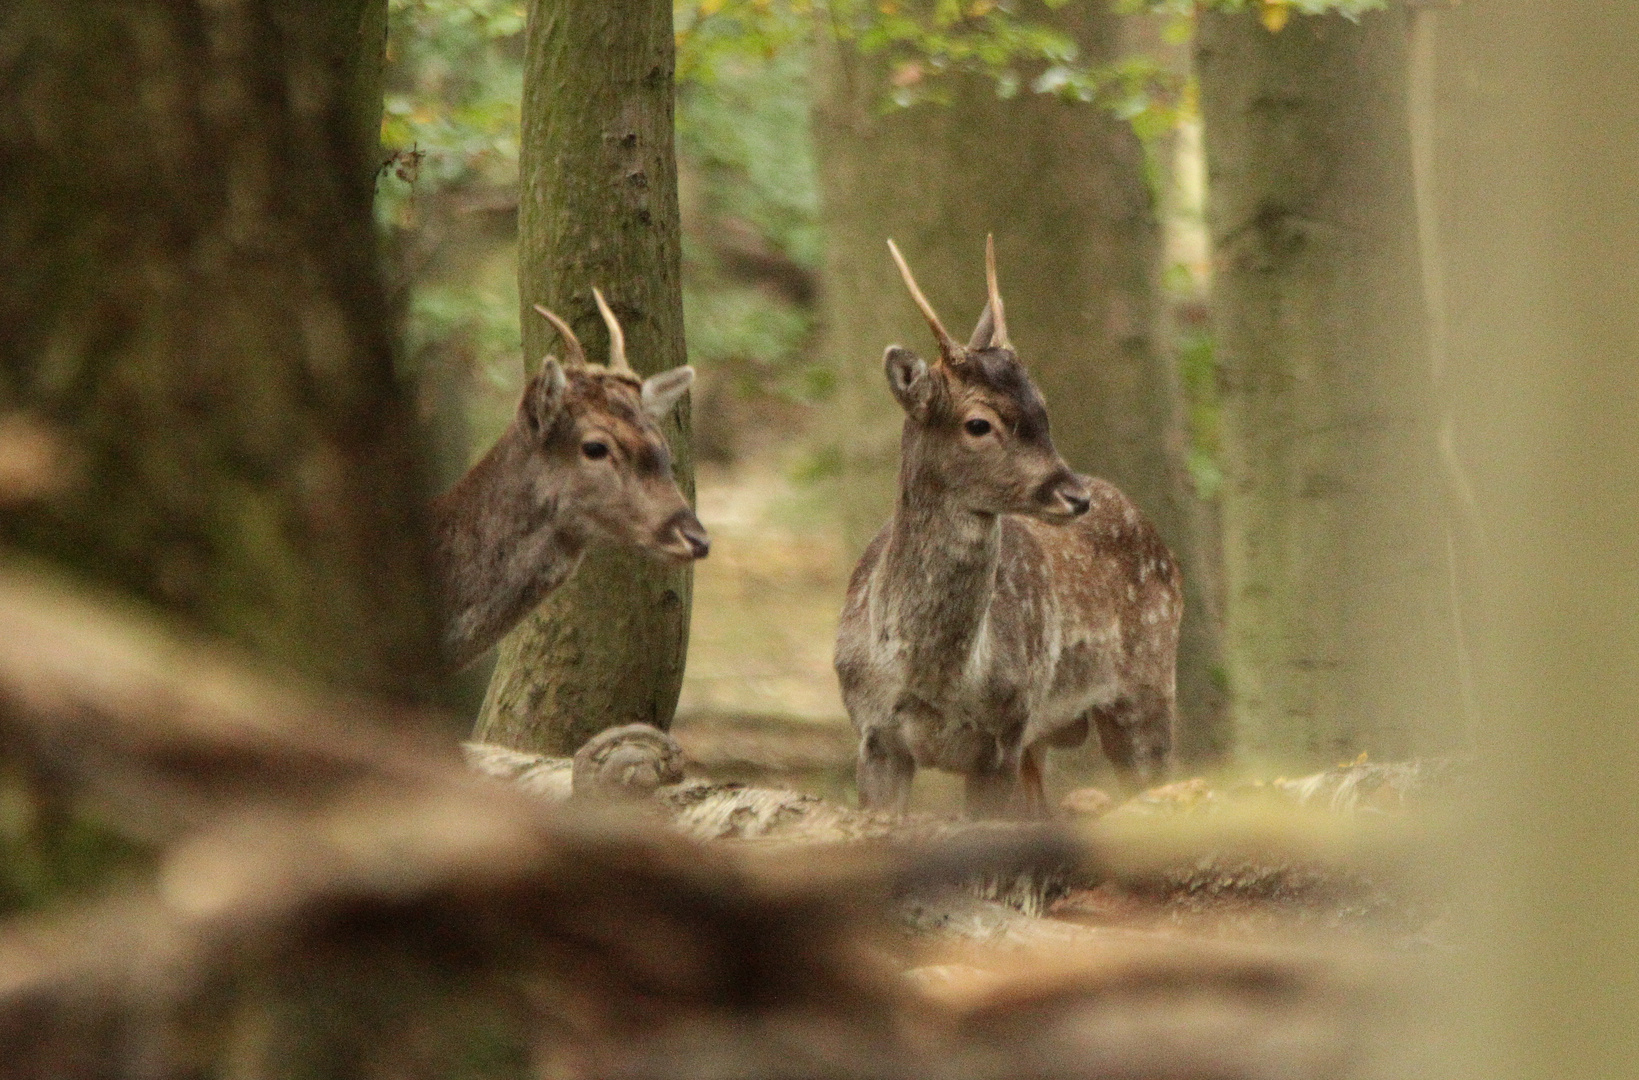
[0,564,1421,1080]
[466,728,1455,942]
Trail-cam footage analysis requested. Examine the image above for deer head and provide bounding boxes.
[882,236,1091,522]
[520,290,708,561]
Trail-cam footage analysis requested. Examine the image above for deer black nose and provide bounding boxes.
[658,509,710,561]
[673,509,711,559]
[1036,470,1092,519]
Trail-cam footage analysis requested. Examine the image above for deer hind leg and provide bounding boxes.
[963,763,1019,819]
[964,731,1032,819]
[1090,691,1174,796]
[1016,713,1089,817]
[857,726,915,815]
[1018,743,1049,818]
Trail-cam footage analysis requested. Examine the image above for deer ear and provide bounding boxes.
[522,358,568,434]
[641,365,694,419]
[884,346,933,417]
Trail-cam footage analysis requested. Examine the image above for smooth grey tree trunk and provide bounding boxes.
[1196,5,1466,767]
[814,6,1228,762]
[474,0,694,755]
[1403,5,1639,1077]
[0,0,446,710]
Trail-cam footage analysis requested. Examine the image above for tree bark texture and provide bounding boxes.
[1196,7,1465,767]
[474,0,694,755]
[344,0,390,193]
[814,6,1228,762]
[0,0,446,709]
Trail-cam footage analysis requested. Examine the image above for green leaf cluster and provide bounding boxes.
[675,0,816,86]
[1184,0,1387,16]
[678,1,1094,109]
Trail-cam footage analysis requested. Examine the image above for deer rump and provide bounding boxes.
[835,237,1181,818]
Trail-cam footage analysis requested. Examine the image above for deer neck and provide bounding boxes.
[879,463,1002,675]
[432,427,584,665]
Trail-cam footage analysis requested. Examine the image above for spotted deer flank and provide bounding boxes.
[834,237,1182,818]
[433,289,707,669]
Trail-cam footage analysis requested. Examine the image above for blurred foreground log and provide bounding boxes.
[0,564,1407,1079]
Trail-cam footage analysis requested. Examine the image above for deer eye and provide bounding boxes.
[963,418,993,437]
[581,440,610,460]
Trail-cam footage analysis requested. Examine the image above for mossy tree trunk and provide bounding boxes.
[814,6,1228,762]
[1196,6,1466,767]
[473,0,694,755]
[0,0,446,710]
[344,0,390,190]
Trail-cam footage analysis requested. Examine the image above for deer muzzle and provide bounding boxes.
[1033,469,1093,521]
[657,507,711,561]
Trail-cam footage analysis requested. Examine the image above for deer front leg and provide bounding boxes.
[857,726,915,815]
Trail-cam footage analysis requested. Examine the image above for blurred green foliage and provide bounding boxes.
[677,42,820,270]
[409,277,524,396]
[677,0,1080,106]
[679,1,1193,155]
[381,0,523,195]
[1177,329,1222,500]
[380,0,828,450]
[378,0,1383,468]
[677,38,826,411]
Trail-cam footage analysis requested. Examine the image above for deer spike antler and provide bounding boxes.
[532,304,587,368]
[887,238,959,362]
[591,288,631,374]
[984,233,1011,351]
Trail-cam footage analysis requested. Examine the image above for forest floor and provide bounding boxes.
[675,456,1451,955]
[677,456,850,728]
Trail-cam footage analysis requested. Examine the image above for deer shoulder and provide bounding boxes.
[432,290,708,670]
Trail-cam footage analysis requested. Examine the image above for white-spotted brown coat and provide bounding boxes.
[834,239,1181,817]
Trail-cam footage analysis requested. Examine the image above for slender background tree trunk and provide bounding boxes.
[814,5,1228,763]
[1196,6,1465,767]
[0,0,446,709]
[474,0,694,755]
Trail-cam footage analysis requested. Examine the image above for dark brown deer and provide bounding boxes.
[834,238,1181,817]
[433,289,707,669]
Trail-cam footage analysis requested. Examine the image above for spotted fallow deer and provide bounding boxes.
[433,289,708,669]
[834,238,1181,818]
